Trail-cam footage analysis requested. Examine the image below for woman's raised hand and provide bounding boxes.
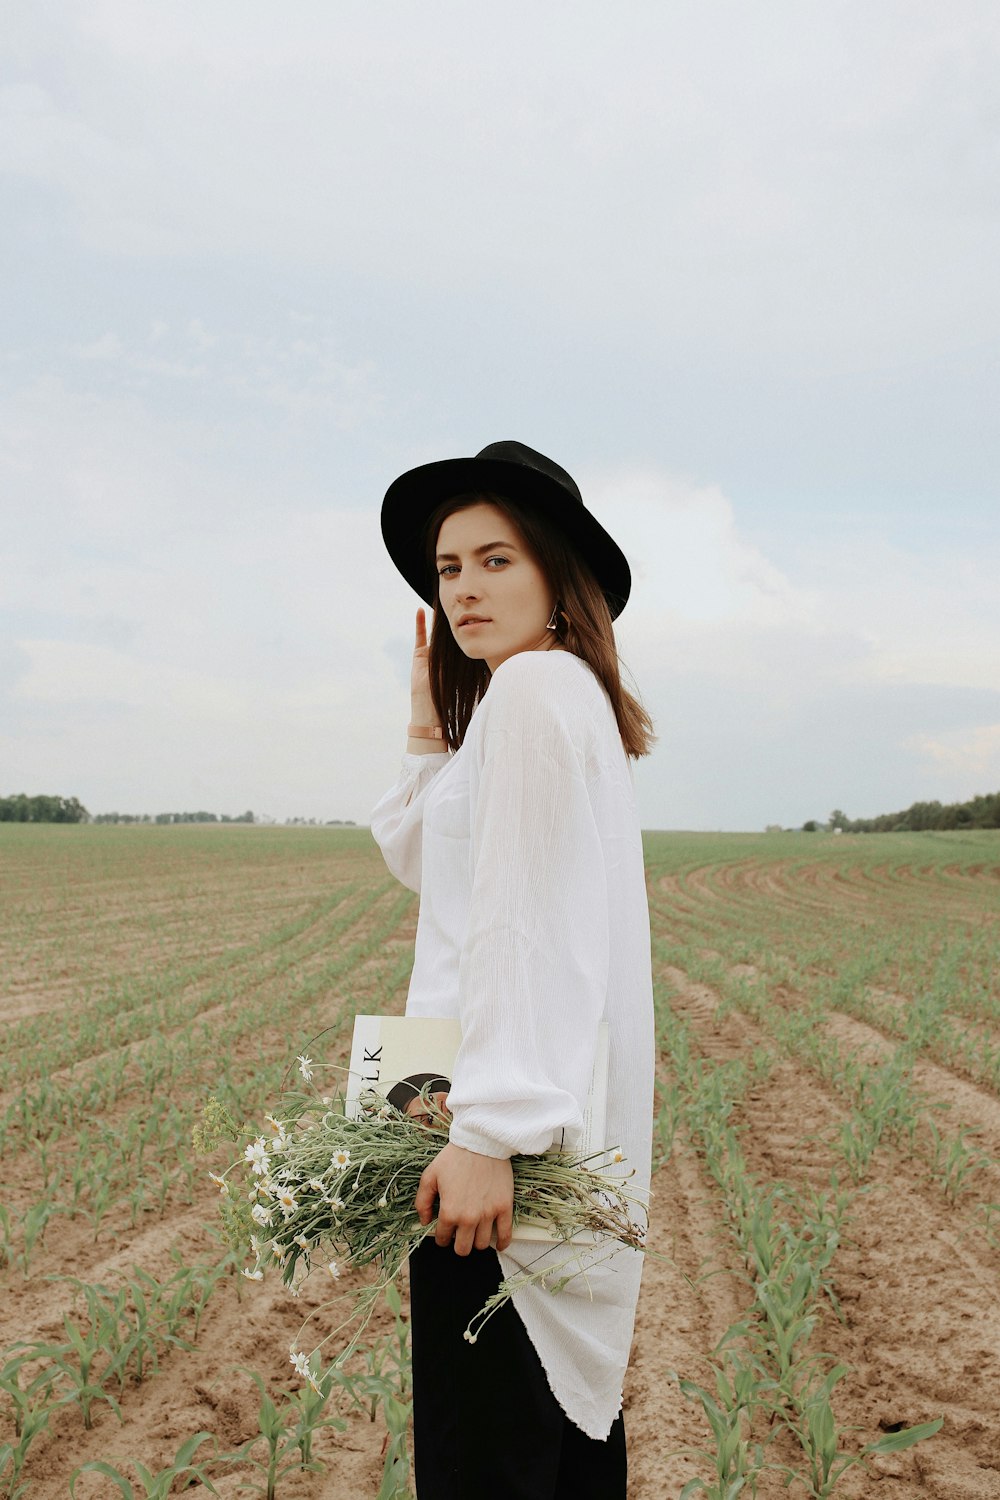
[410,607,437,727]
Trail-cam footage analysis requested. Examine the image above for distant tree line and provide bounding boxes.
[801,790,1000,833]
[2,797,363,828]
[0,793,89,823]
[284,817,357,827]
[92,810,256,825]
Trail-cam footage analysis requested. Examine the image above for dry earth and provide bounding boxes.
[2,825,999,1497]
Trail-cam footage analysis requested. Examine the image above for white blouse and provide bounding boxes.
[369,648,654,1440]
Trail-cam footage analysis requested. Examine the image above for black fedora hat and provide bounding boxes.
[381,440,631,620]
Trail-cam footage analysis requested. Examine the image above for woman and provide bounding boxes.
[370,441,655,1500]
[385,1072,452,1128]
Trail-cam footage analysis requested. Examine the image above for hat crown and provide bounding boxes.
[474,441,583,506]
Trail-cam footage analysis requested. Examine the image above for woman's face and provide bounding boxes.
[404,1091,451,1129]
[435,501,559,673]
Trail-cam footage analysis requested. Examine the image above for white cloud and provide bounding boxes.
[0,356,381,564]
[782,534,1000,695]
[6,4,998,364]
[590,469,817,631]
[0,378,226,542]
[70,332,124,361]
[909,724,1000,782]
[3,2,999,827]
[6,417,999,827]
[0,372,414,816]
[14,638,248,717]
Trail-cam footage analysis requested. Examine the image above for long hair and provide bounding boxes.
[423,492,655,759]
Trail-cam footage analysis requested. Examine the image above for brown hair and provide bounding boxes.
[423,493,655,759]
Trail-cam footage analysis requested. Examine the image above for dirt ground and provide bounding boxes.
[2,826,999,1497]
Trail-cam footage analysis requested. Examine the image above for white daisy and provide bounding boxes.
[245,1138,270,1176]
[242,1267,264,1281]
[251,1204,273,1227]
[297,1054,314,1083]
[308,1178,326,1193]
[330,1149,351,1171]
[290,1347,322,1393]
[276,1185,298,1217]
[208,1171,229,1196]
[327,1260,341,1279]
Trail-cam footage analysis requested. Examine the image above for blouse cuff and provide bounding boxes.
[401,750,450,772]
[447,1121,517,1160]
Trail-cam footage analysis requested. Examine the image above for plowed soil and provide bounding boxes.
[2,824,999,1497]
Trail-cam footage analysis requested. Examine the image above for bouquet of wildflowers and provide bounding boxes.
[196,1053,645,1384]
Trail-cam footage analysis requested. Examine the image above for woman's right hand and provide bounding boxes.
[415,1141,514,1255]
[410,607,437,726]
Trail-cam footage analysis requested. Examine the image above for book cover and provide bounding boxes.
[345,1014,610,1244]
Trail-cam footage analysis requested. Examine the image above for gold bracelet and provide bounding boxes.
[407,724,445,740]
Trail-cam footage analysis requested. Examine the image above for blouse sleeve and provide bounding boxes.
[446,657,609,1159]
[369,751,450,893]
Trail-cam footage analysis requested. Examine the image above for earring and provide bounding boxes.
[545,602,559,631]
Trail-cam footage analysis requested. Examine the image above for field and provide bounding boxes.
[2,823,999,1498]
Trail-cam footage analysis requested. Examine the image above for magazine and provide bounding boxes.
[345,1014,610,1244]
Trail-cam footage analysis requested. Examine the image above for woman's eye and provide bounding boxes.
[437,556,508,577]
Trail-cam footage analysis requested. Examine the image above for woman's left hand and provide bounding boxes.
[415,1142,514,1256]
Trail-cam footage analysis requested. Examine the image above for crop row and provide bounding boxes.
[1,883,411,1152]
[641,835,999,1026]
[655,897,998,1037]
[652,985,941,1496]
[0,888,415,1283]
[811,967,1000,1098]
[1,1267,415,1500]
[0,881,390,1090]
[658,936,999,1206]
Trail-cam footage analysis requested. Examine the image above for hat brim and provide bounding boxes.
[381,456,631,620]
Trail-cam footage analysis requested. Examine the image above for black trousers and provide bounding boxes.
[408,1239,627,1500]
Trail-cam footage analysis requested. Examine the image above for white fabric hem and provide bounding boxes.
[499,1265,625,1441]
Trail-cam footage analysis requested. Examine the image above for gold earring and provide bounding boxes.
[545,603,559,631]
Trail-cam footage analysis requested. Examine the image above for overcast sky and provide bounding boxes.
[3,1,998,831]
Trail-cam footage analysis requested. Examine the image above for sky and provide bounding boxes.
[2,1,999,832]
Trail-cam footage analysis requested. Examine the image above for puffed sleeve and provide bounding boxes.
[446,657,609,1158]
[370,752,450,893]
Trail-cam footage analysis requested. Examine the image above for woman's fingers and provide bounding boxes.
[411,608,435,722]
[453,1221,477,1257]
[494,1203,514,1254]
[414,1162,438,1226]
[473,1218,495,1253]
[415,1143,514,1256]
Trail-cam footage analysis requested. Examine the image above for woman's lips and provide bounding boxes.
[458,619,491,628]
